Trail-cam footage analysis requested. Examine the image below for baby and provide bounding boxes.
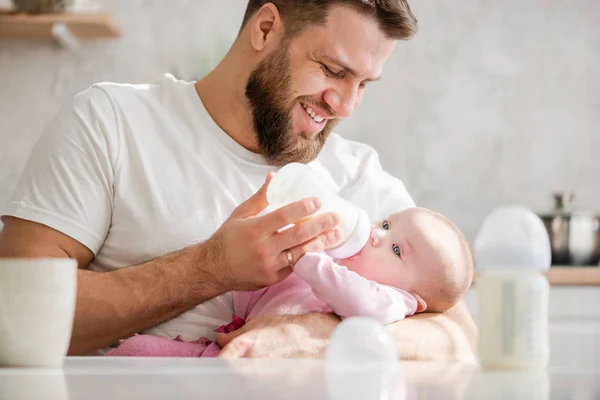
[295,206,474,318]
[107,207,473,357]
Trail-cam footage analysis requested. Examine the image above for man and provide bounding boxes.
[0,0,477,361]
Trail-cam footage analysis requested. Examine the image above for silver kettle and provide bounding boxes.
[539,192,600,266]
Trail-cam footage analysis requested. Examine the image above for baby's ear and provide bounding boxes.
[412,293,427,313]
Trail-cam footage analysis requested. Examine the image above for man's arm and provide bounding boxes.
[0,216,225,355]
[0,179,343,355]
[386,301,478,363]
[217,301,477,363]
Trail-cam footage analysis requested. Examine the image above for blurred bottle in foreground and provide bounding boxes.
[474,206,551,370]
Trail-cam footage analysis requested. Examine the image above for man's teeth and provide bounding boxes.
[302,104,325,123]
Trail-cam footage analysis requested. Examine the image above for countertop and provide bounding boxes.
[545,267,600,285]
[0,357,598,400]
[473,267,600,286]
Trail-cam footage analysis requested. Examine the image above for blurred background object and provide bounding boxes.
[539,192,600,266]
[0,0,598,249]
[11,0,74,13]
[1,0,600,375]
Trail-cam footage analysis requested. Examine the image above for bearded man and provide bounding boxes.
[0,0,477,362]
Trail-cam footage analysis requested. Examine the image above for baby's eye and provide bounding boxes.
[382,220,390,230]
[392,244,401,257]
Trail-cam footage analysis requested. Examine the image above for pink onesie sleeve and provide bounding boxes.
[292,252,418,325]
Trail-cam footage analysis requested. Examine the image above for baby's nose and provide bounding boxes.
[371,228,386,247]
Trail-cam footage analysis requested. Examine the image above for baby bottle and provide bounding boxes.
[473,206,552,370]
[266,162,371,259]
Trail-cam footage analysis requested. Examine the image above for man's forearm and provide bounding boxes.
[69,241,225,355]
[216,302,478,361]
[386,300,478,363]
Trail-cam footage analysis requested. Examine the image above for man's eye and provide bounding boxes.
[382,220,390,230]
[322,64,342,78]
[392,244,401,257]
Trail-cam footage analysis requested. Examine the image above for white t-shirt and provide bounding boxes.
[3,73,415,348]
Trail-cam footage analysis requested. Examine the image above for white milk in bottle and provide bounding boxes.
[473,206,552,370]
[266,163,371,259]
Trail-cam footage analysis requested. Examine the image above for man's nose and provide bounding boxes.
[370,228,386,247]
[323,84,360,118]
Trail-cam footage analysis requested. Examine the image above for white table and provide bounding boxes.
[1,357,598,399]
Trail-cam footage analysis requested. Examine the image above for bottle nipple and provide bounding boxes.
[325,208,371,259]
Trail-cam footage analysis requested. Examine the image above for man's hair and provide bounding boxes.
[240,0,417,40]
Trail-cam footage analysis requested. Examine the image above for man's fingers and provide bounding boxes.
[262,197,323,233]
[216,318,259,348]
[218,339,250,359]
[277,266,293,281]
[276,212,341,253]
[218,330,260,359]
[281,229,343,268]
[216,330,241,348]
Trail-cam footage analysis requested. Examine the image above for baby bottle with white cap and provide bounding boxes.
[266,162,371,259]
[474,206,552,370]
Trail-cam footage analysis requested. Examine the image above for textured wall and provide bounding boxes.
[1,0,599,242]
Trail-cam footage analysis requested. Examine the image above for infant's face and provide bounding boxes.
[339,208,451,291]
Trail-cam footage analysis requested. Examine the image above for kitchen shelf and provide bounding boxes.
[545,267,600,286]
[474,267,600,286]
[0,9,121,39]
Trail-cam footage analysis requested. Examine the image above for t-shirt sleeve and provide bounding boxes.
[2,86,119,254]
[293,252,418,324]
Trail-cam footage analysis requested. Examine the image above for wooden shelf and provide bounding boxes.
[474,267,600,286]
[545,267,600,286]
[0,9,121,39]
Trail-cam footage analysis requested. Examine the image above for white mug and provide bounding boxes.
[0,258,78,367]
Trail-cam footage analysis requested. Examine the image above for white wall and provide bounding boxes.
[1,0,599,241]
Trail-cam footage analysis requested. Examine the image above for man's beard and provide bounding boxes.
[245,43,338,167]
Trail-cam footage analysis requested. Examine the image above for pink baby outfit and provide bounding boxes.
[106,252,417,357]
[105,315,245,357]
[233,252,417,323]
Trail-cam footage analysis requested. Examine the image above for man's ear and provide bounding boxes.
[249,3,284,52]
[412,293,427,313]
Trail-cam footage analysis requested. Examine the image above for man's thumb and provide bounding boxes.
[233,173,275,219]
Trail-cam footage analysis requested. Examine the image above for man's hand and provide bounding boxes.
[215,301,477,363]
[387,301,478,364]
[216,313,341,359]
[205,173,342,292]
